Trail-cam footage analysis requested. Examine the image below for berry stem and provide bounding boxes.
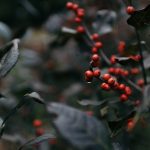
[135,29,147,85]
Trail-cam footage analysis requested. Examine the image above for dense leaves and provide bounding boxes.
[47,103,113,150]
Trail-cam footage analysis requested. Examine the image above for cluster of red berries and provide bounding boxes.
[108,67,129,76]
[66,2,85,33]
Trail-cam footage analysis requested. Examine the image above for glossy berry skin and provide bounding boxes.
[85,70,93,78]
[77,10,85,17]
[85,76,93,83]
[75,17,82,23]
[77,26,85,33]
[127,119,135,131]
[95,42,103,49]
[125,86,132,96]
[66,2,74,9]
[110,55,116,64]
[72,4,79,11]
[91,54,100,62]
[33,119,42,127]
[120,94,128,102]
[118,84,126,90]
[137,79,144,87]
[101,83,110,90]
[92,47,98,54]
[91,33,99,41]
[108,67,115,74]
[107,77,115,85]
[93,69,101,77]
[126,6,135,15]
[102,74,111,81]
[130,68,140,75]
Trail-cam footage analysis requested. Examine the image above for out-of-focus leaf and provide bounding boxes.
[127,5,150,28]
[25,92,45,104]
[143,84,150,109]
[144,55,150,69]
[93,10,117,35]
[115,57,139,65]
[18,133,55,150]
[125,41,146,55]
[78,100,106,106]
[0,39,20,78]
[62,27,77,35]
[47,103,113,150]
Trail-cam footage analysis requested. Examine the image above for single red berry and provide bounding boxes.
[137,79,144,87]
[130,68,140,75]
[102,73,111,81]
[91,54,100,62]
[77,10,85,17]
[127,119,135,131]
[126,6,135,15]
[113,82,119,89]
[108,67,115,74]
[125,86,132,96]
[66,2,74,9]
[95,42,103,49]
[92,47,98,53]
[135,55,141,61]
[101,83,110,90]
[72,3,79,11]
[91,33,99,41]
[85,70,93,78]
[118,84,126,90]
[107,77,115,85]
[36,128,44,136]
[120,94,128,102]
[114,68,122,75]
[122,70,129,76]
[77,26,85,33]
[93,69,101,77]
[74,17,82,23]
[118,41,126,54]
[33,119,42,127]
[110,55,116,64]
[85,76,93,83]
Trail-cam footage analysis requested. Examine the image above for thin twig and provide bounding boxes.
[135,29,147,85]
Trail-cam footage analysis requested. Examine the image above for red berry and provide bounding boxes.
[110,55,116,64]
[130,68,140,75]
[85,76,93,83]
[135,55,141,61]
[91,33,99,41]
[113,82,119,89]
[120,94,128,102]
[33,119,42,127]
[85,111,94,116]
[77,10,85,17]
[77,26,85,33]
[126,6,135,15]
[108,67,115,74]
[72,4,79,11]
[74,17,82,23]
[101,83,110,90]
[118,84,126,90]
[102,74,111,81]
[137,79,144,87]
[127,119,135,131]
[125,86,132,96]
[118,41,126,54]
[91,61,99,67]
[107,77,115,85]
[36,128,44,136]
[114,68,121,75]
[66,2,74,9]
[95,42,103,49]
[91,54,100,62]
[122,70,129,76]
[92,47,98,53]
[93,69,101,77]
[85,70,93,78]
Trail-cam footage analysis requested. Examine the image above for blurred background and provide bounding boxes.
[0,0,149,149]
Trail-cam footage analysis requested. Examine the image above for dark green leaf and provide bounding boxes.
[0,39,20,78]
[127,5,150,28]
[47,103,113,150]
